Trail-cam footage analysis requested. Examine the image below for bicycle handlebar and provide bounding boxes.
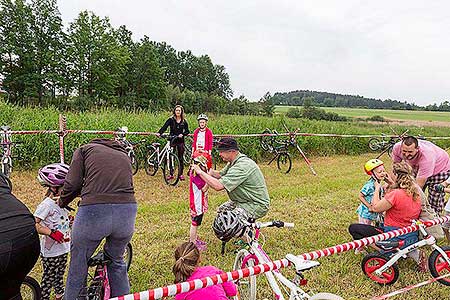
[253,220,295,229]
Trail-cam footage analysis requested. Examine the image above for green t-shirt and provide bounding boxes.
[219,153,270,218]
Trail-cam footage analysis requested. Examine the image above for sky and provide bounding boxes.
[58,0,450,105]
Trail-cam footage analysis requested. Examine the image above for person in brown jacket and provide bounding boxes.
[59,138,137,300]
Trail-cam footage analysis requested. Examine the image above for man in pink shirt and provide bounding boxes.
[392,136,450,213]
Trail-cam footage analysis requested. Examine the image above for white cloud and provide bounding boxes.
[58,0,450,105]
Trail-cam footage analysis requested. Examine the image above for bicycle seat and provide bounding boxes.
[375,240,404,251]
[0,125,10,131]
[152,142,161,147]
[88,251,111,267]
[286,254,320,272]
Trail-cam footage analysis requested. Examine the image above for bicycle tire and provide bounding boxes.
[183,144,192,166]
[361,253,399,285]
[124,243,133,272]
[428,245,450,286]
[2,161,11,177]
[368,138,381,151]
[21,276,41,300]
[233,249,256,300]
[309,293,344,300]
[387,145,393,158]
[260,129,273,152]
[130,152,138,175]
[144,146,158,176]
[163,152,180,186]
[276,152,292,174]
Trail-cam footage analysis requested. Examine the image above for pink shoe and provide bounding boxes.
[166,175,174,180]
[179,175,185,181]
[194,239,207,251]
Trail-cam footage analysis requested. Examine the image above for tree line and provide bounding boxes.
[271,90,450,111]
[0,0,273,115]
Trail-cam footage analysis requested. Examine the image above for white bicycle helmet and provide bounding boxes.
[212,210,246,242]
[197,114,208,121]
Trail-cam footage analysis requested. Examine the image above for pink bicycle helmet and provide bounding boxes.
[37,163,70,187]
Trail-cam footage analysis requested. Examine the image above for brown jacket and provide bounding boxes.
[60,138,136,207]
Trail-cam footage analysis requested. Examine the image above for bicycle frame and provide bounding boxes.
[373,222,450,276]
[152,138,174,167]
[237,221,325,300]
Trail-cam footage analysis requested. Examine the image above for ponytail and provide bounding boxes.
[172,242,200,283]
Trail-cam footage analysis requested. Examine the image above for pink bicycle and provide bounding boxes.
[233,220,342,300]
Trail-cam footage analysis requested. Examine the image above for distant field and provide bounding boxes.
[275,106,450,123]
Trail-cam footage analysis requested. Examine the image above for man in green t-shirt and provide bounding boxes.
[191,137,270,219]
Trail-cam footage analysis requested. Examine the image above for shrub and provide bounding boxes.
[366,115,386,122]
[286,107,302,118]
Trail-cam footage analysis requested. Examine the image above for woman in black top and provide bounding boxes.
[157,105,189,180]
[0,173,40,300]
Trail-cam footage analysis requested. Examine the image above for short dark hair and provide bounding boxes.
[402,136,418,148]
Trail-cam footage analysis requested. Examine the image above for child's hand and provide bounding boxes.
[374,181,381,189]
[49,230,65,243]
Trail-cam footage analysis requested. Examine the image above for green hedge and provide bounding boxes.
[1,101,450,168]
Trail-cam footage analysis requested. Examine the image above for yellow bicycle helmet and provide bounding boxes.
[364,159,384,175]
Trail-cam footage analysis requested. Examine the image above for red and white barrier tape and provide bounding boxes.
[109,216,450,300]
[371,273,450,300]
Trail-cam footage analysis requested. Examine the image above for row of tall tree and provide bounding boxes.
[0,0,274,115]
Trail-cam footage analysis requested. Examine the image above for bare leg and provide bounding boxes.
[189,224,197,243]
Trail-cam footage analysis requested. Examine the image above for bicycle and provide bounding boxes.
[144,135,181,186]
[367,129,409,159]
[1,125,21,177]
[183,136,193,166]
[20,275,42,300]
[233,220,343,300]
[114,127,140,175]
[260,129,317,175]
[77,243,133,300]
[361,220,450,285]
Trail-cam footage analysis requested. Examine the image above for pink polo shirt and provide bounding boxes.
[392,140,450,178]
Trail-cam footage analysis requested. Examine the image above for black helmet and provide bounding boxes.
[212,210,246,242]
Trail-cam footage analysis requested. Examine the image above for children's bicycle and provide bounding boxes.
[144,134,181,186]
[233,220,343,300]
[361,220,450,285]
[77,243,133,300]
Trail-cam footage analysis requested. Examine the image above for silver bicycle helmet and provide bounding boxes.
[197,114,208,121]
[212,210,246,242]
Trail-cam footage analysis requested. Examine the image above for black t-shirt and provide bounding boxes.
[158,117,189,145]
[0,173,35,233]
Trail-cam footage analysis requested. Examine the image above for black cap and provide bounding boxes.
[216,137,239,151]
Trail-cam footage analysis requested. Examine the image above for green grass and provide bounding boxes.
[275,105,450,123]
[16,153,449,300]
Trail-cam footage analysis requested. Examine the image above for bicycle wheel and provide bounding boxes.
[21,276,41,300]
[276,152,292,173]
[309,293,344,300]
[260,129,273,152]
[233,249,256,300]
[130,152,138,175]
[368,138,381,151]
[124,243,133,272]
[2,162,11,177]
[428,245,450,286]
[361,253,399,285]
[144,146,158,176]
[183,144,192,166]
[163,152,180,186]
[387,145,393,158]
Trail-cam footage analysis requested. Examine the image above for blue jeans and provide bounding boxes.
[383,225,419,249]
[64,203,137,300]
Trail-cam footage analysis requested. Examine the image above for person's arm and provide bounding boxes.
[416,177,427,189]
[183,120,189,136]
[206,129,213,152]
[208,168,221,179]
[59,148,85,207]
[371,182,393,212]
[35,217,52,235]
[192,164,224,191]
[158,118,171,135]
[358,192,372,209]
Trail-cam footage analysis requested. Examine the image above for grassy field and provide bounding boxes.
[275,106,450,123]
[15,153,449,300]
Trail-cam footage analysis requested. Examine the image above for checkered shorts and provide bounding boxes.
[425,170,450,214]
